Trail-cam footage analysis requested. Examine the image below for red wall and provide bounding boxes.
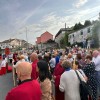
[40,31,53,43]
[37,37,41,44]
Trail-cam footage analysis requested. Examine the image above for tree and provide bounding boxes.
[64,32,70,46]
[59,32,70,48]
[92,20,100,48]
[84,20,91,27]
[73,23,79,30]
[78,22,84,29]
[73,22,84,31]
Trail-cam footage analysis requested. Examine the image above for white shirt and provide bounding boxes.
[92,55,100,71]
[49,58,56,68]
[59,70,86,100]
[8,54,13,59]
[0,60,6,67]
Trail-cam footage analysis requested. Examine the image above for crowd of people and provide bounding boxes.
[0,46,100,100]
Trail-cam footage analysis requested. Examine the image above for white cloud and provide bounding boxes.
[73,0,88,8]
[10,4,100,44]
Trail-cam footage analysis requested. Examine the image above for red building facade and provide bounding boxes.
[36,31,53,44]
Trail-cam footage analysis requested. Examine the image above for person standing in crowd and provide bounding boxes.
[74,61,86,78]
[13,55,25,68]
[13,52,18,65]
[59,60,86,100]
[92,50,100,99]
[13,55,26,85]
[30,52,38,80]
[61,51,67,60]
[0,54,2,75]
[67,53,73,64]
[83,55,97,100]
[54,51,60,65]
[37,60,53,100]
[38,54,43,61]
[53,57,65,100]
[0,57,7,75]
[8,53,13,64]
[49,54,56,74]
[6,62,42,100]
[76,53,86,68]
[43,53,50,64]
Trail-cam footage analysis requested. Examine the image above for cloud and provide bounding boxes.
[23,5,100,44]
[0,0,100,44]
[14,0,48,28]
[73,0,88,8]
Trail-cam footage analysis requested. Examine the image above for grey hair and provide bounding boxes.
[61,60,72,69]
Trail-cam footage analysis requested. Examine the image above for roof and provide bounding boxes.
[55,28,72,38]
[41,31,53,36]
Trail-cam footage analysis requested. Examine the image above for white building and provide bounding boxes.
[55,28,72,47]
[68,25,93,45]
[0,42,12,49]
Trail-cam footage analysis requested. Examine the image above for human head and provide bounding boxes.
[37,60,52,82]
[20,55,25,60]
[30,52,38,62]
[17,56,21,61]
[85,55,92,63]
[62,51,66,56]
[59,57,65,64]
[77,53,82,60]
[67,53,72,58]
[16,62,32,81]
[61,60,72,69]
[38,54,43,61]
[92,50,99,58]
[74,61,81,69]
[51,54,55,58]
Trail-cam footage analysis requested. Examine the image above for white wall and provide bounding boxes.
[0,43,12,49]
[68,26,93,45]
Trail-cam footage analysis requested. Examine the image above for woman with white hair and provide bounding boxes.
[59,60,86,100]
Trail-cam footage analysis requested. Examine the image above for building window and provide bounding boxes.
[80,30,83,35]
[87,28,90,33]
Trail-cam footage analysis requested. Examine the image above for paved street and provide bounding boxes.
[0,73,13,100]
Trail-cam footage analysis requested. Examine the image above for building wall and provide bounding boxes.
[41,32,53,43]
[0,43,12,49]
[55,31,65,44]
[37,37,41,44]
[68,26,93,45]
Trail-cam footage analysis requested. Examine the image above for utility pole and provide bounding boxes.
[26,27,28,50]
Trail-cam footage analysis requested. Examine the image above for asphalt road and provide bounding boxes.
[0,72,13,100]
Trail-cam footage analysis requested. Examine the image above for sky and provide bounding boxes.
[0,0,100,44]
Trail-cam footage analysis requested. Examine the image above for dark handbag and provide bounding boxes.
[75,71,92,100]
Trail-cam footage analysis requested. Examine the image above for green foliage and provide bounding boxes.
[73,22,84,31]
[60,32,70,48]
[92,20,100,48]
[84,20,91,27]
